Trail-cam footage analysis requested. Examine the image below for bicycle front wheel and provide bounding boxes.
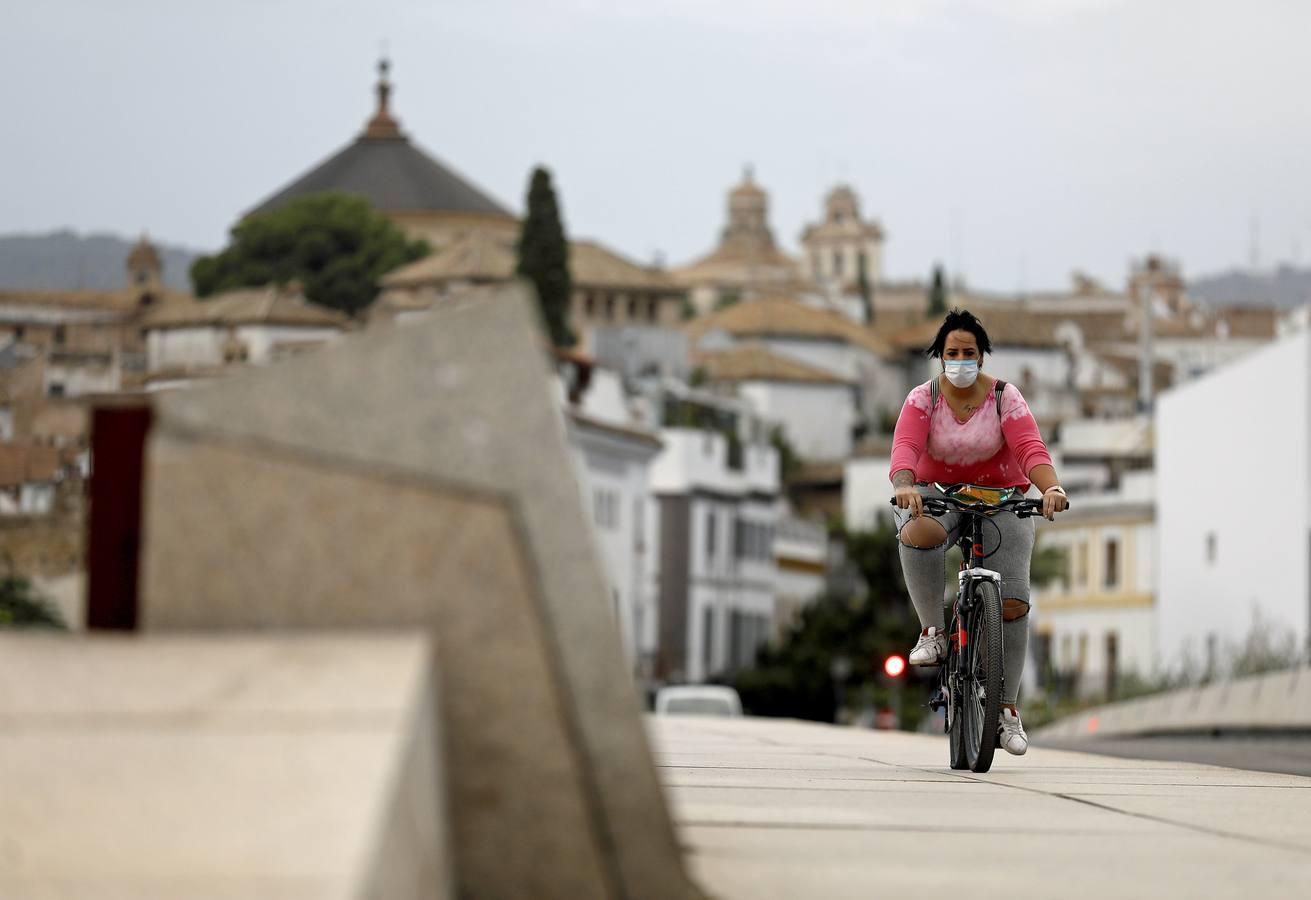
[962,580,1003,773]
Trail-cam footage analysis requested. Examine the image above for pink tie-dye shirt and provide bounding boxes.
[889,380,1052,490]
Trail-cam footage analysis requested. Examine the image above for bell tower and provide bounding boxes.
[126,234,163,306]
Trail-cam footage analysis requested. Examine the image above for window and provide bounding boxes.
[584,293,595,317]
[53,325,67,346]
[1206,532,1217,564]
[832,250,843,277]
[593,488,619,530]
[1074,542,1088,587]
[604,296,615,321]
[705,510,716,560]
[734,517,745,559]
[647,297,658,323]
[627,297,638,319]
[1103,538,1119,589]
[633,498,644,549]
[703,606,716,672]
[48,382,65,398]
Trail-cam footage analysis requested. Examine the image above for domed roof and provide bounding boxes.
[730,165,766,200]
[244,60,513,222]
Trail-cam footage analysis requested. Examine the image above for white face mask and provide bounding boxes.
[943,359,979,388]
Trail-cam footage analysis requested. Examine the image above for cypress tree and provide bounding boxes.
[856,251,873,324]
[516,167,575,346]
[927,263,948,317]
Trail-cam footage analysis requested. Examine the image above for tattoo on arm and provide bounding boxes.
[892,469,915,489]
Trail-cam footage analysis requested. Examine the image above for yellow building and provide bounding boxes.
[1032,471,1156,699]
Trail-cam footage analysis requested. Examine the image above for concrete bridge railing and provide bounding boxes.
[1035,663,1311,741]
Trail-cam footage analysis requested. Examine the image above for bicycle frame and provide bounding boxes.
[917,487,1046,728]
[938,512,1004,725]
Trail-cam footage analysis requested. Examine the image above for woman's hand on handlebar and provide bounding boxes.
[893,484,923,518]
[1041,487,1069,520]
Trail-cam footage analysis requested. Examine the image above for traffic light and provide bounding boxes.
[883,654,907,678]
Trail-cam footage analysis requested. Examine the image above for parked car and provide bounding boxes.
[654,685,744,717]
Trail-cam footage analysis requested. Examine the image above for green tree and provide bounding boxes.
[190,192,428,317]
[732,525,918,724]
[856,251,873,324]
[768,424,802,483]
[516,167,575,347]
[0,575,66,629]
[1030,542,1068,589]
[927,263,948,317]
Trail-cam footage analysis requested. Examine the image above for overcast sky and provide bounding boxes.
[3,0,1309,291]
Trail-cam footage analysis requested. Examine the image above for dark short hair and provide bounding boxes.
[925,308,993,358]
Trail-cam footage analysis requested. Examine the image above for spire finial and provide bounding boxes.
[363,54,402,139]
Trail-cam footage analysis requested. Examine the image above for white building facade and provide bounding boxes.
[1157,329,1311,672]
[562,366,665,686]
[650,427,780,684]
[737,379,856,461]
[773,512,829,637]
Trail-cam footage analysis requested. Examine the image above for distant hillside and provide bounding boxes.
[0,230,202,293]
[1189,265,1311,310]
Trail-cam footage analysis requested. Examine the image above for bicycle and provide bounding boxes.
[890,484,1063,773]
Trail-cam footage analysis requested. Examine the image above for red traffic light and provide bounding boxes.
[883,654,907,678]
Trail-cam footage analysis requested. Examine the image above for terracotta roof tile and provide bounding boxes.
[382,233,680,292]
[141,286,349,330]
[695,343,852,385]
[0,442,60,487]
[0,289,190,316]
[688,297,894,358]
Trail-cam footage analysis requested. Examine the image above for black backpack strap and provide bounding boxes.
[994,380,1007,416]
[929,377,939,409]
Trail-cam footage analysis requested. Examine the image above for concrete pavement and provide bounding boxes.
[650,716,1311,899]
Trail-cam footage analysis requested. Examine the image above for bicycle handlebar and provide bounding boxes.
[888,493,1068,518]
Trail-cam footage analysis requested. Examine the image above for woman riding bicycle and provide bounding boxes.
[890,308,1067,757]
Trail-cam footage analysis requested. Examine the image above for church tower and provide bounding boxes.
[800,185,885,289]
[720,166,777,255]
[672,165,800,312]
[126,234,163,306]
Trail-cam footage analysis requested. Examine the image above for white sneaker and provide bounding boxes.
[908,627,947,666]
[999,708,1028,756]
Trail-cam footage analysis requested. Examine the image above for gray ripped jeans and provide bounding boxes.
[893,485,1036,705]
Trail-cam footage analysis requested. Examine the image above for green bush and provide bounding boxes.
[0,576,66,629]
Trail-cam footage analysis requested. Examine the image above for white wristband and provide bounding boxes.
[1044,485,1066,496]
